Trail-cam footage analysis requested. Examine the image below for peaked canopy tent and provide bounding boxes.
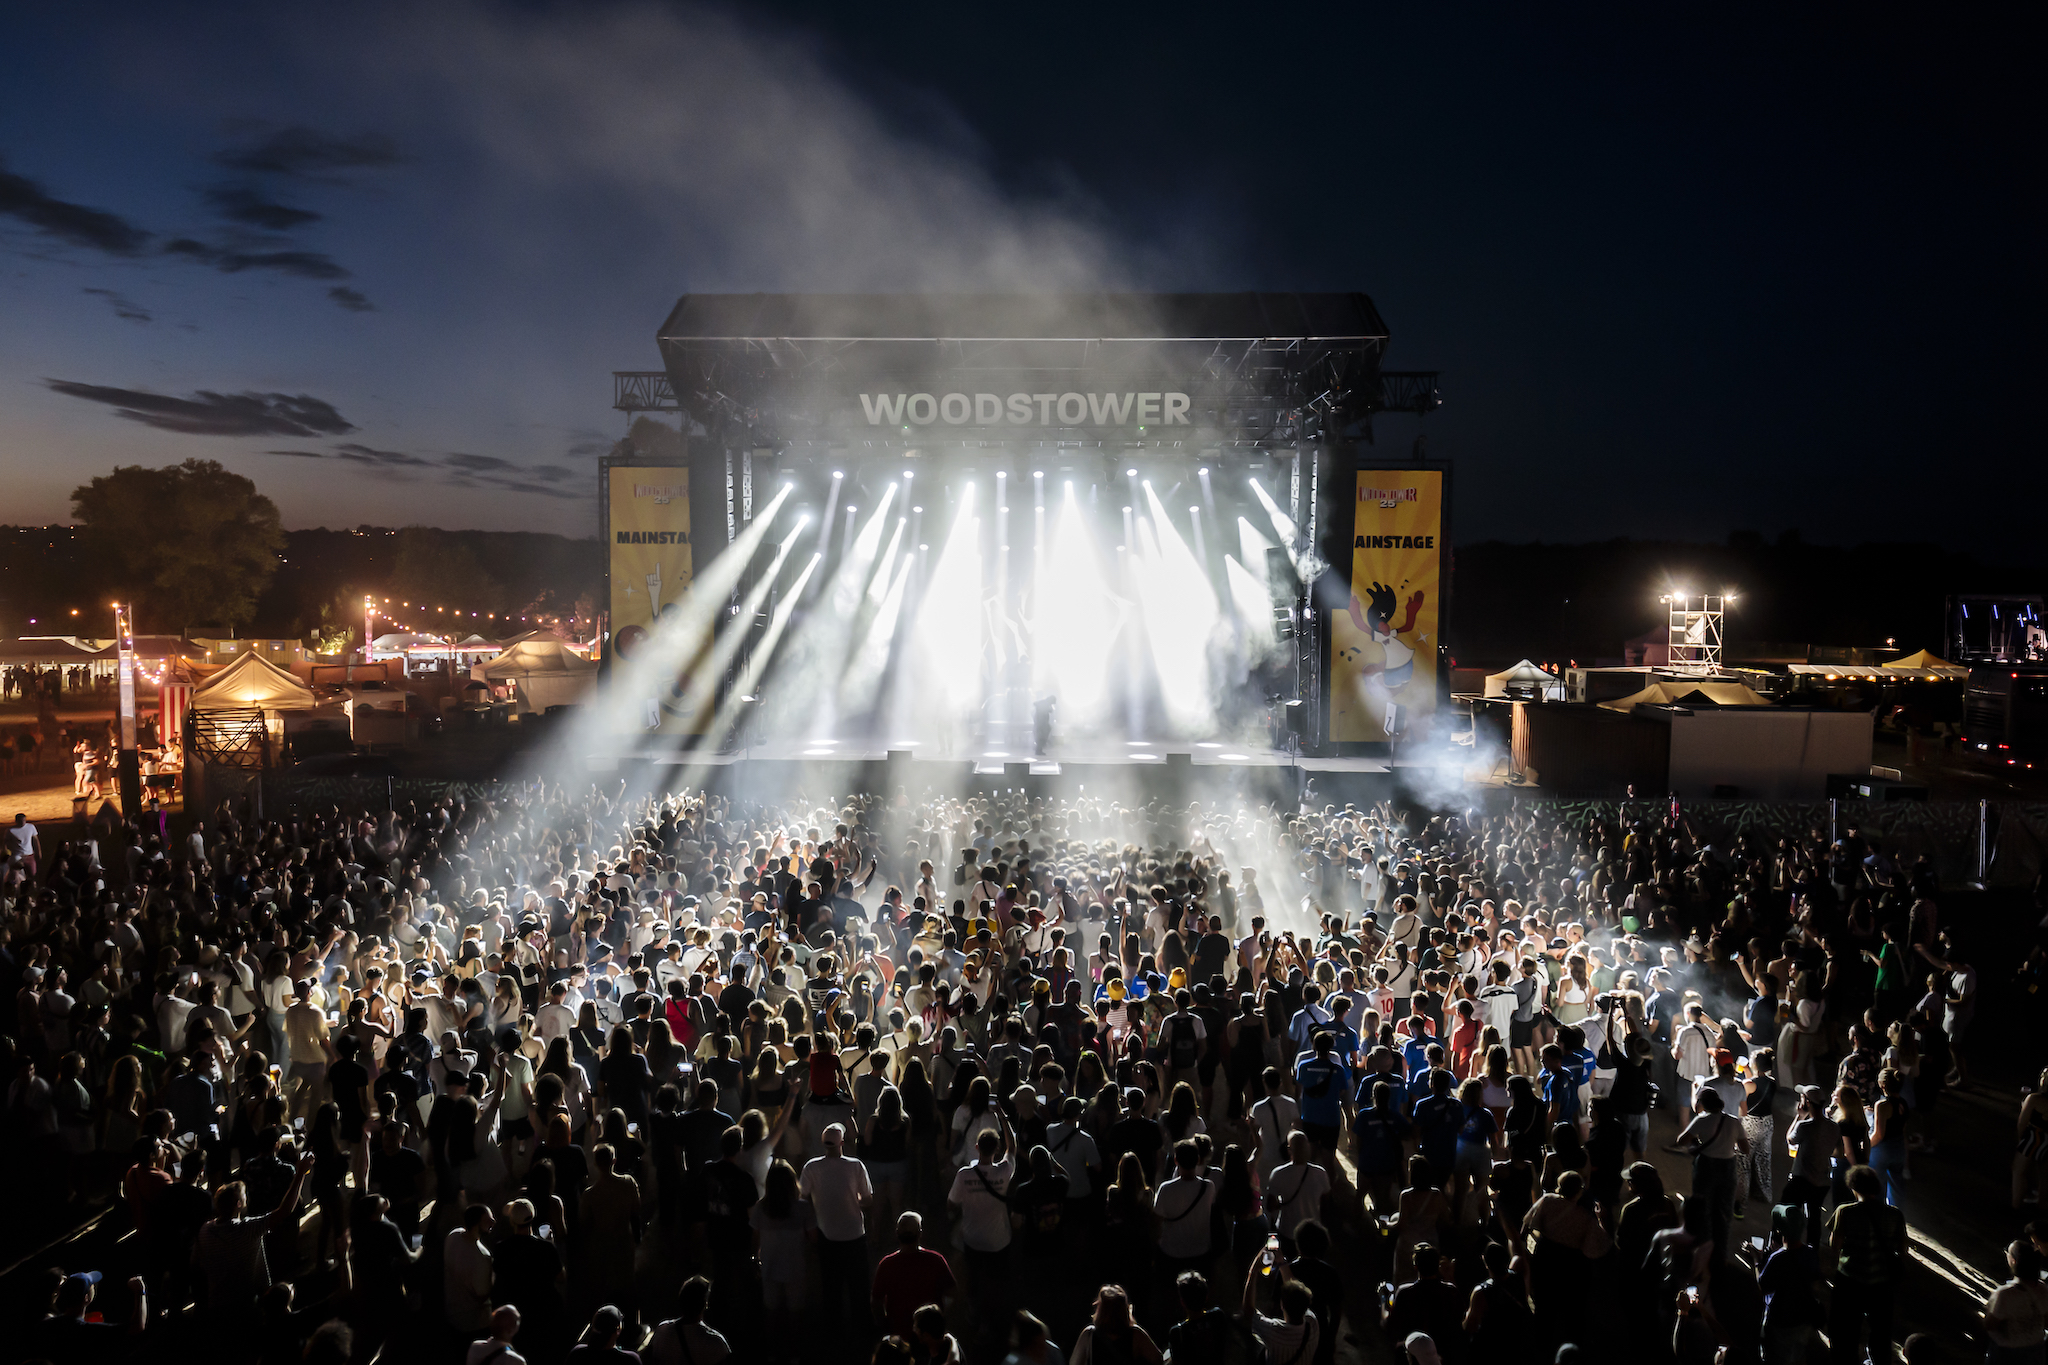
[190,650,316,712]
[1881,649,1970,680]
[474,637,597,713]
[1483,660,1563,700]
[1600,680,1772,713]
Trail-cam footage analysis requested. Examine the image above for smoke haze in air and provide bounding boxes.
[374,1,1139,295]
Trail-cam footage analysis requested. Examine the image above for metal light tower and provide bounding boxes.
[113,602,143,817]
[1661,590,1732,675]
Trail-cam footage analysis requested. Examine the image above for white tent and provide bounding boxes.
[190,650,315,711]
[1599,679,1772,713]
[474,636,596,712]
[1483,660,1563,700]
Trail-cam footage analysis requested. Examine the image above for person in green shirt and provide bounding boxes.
[1862,922,1909,1026]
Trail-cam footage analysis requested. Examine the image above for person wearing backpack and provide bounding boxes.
[1157,990,1207,1102]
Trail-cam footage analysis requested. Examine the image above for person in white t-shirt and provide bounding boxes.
[798,1123,874,1328]
[1248,1069,1300,1186]
[1262,1130,1331,1244]
[1152,1139,1217,1266]
[5,814,40,874]
[946,1105,1015,1316]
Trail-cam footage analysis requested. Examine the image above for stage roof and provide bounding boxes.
[651,292,1412,446]
[656,292,1390,342]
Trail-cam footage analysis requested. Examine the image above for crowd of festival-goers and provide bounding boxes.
[1,779,2035,1365]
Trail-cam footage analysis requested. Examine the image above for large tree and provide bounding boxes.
[71,458,286,629]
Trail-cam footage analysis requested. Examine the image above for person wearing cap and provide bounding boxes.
[31,1268,148,1357]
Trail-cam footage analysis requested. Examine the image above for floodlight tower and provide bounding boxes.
[1660,589,1733,675]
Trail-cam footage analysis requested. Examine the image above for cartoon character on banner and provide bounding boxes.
[1346,581,1426,736]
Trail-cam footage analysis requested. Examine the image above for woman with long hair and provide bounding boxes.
[862,1085,911,1232]
[1069,1284,1161,1363]
[101,1054,144,1155]
[1868,1066,1909,1208]
[1480,1042,1513,1132]
[1157,1082,1205,1179]
[597,1024,652,1130]
[1831,1084,1870,1207]
[308,1101,349,1266]
[949,1075,998,1172]
[1390,1154,1449,1285]
[752,1159,814,1323]
[602,1106,646,1181]
[897,1057,939,1203]
[1217,1143,1266,1271]
[1739,1047,1779,1206]
[1103,1152,1155,1287]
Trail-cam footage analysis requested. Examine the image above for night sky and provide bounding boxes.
[3,4,2039,550]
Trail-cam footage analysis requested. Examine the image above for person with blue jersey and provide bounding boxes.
[1399,1014,1435,1079]
[1562,1023,1600,1138]
[1294,1031,1353,1168]
[1540,1043,1582,1130]
[1352,1077,1410,1217]
[1322,995,1362,1068]
[1411,1068,1464,1183]
[1405,1044,1454,1112]
[1451,1077,1499,1209]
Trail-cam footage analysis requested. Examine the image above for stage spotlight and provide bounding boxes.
[1126,468,1137,476]
[832,470,843,479]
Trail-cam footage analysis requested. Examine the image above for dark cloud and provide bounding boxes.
[0,159,152,255]
[470,477,589,501]
[82,287,152,323]
[46,380,357,437]
[205,184,321,230]
[335,442,430,467]
[566,439,612,457]
[163,237,350,280]
[274,440,586,499]
[215,128,401,179]
[328,286,374,311]
[443,452,515,472]
[440,451,590,500]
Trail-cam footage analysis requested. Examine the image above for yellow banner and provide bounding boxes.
[607,465,709,733]
[1329,469,1442,742]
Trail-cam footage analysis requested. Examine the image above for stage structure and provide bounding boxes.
[608,293,1441,758]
